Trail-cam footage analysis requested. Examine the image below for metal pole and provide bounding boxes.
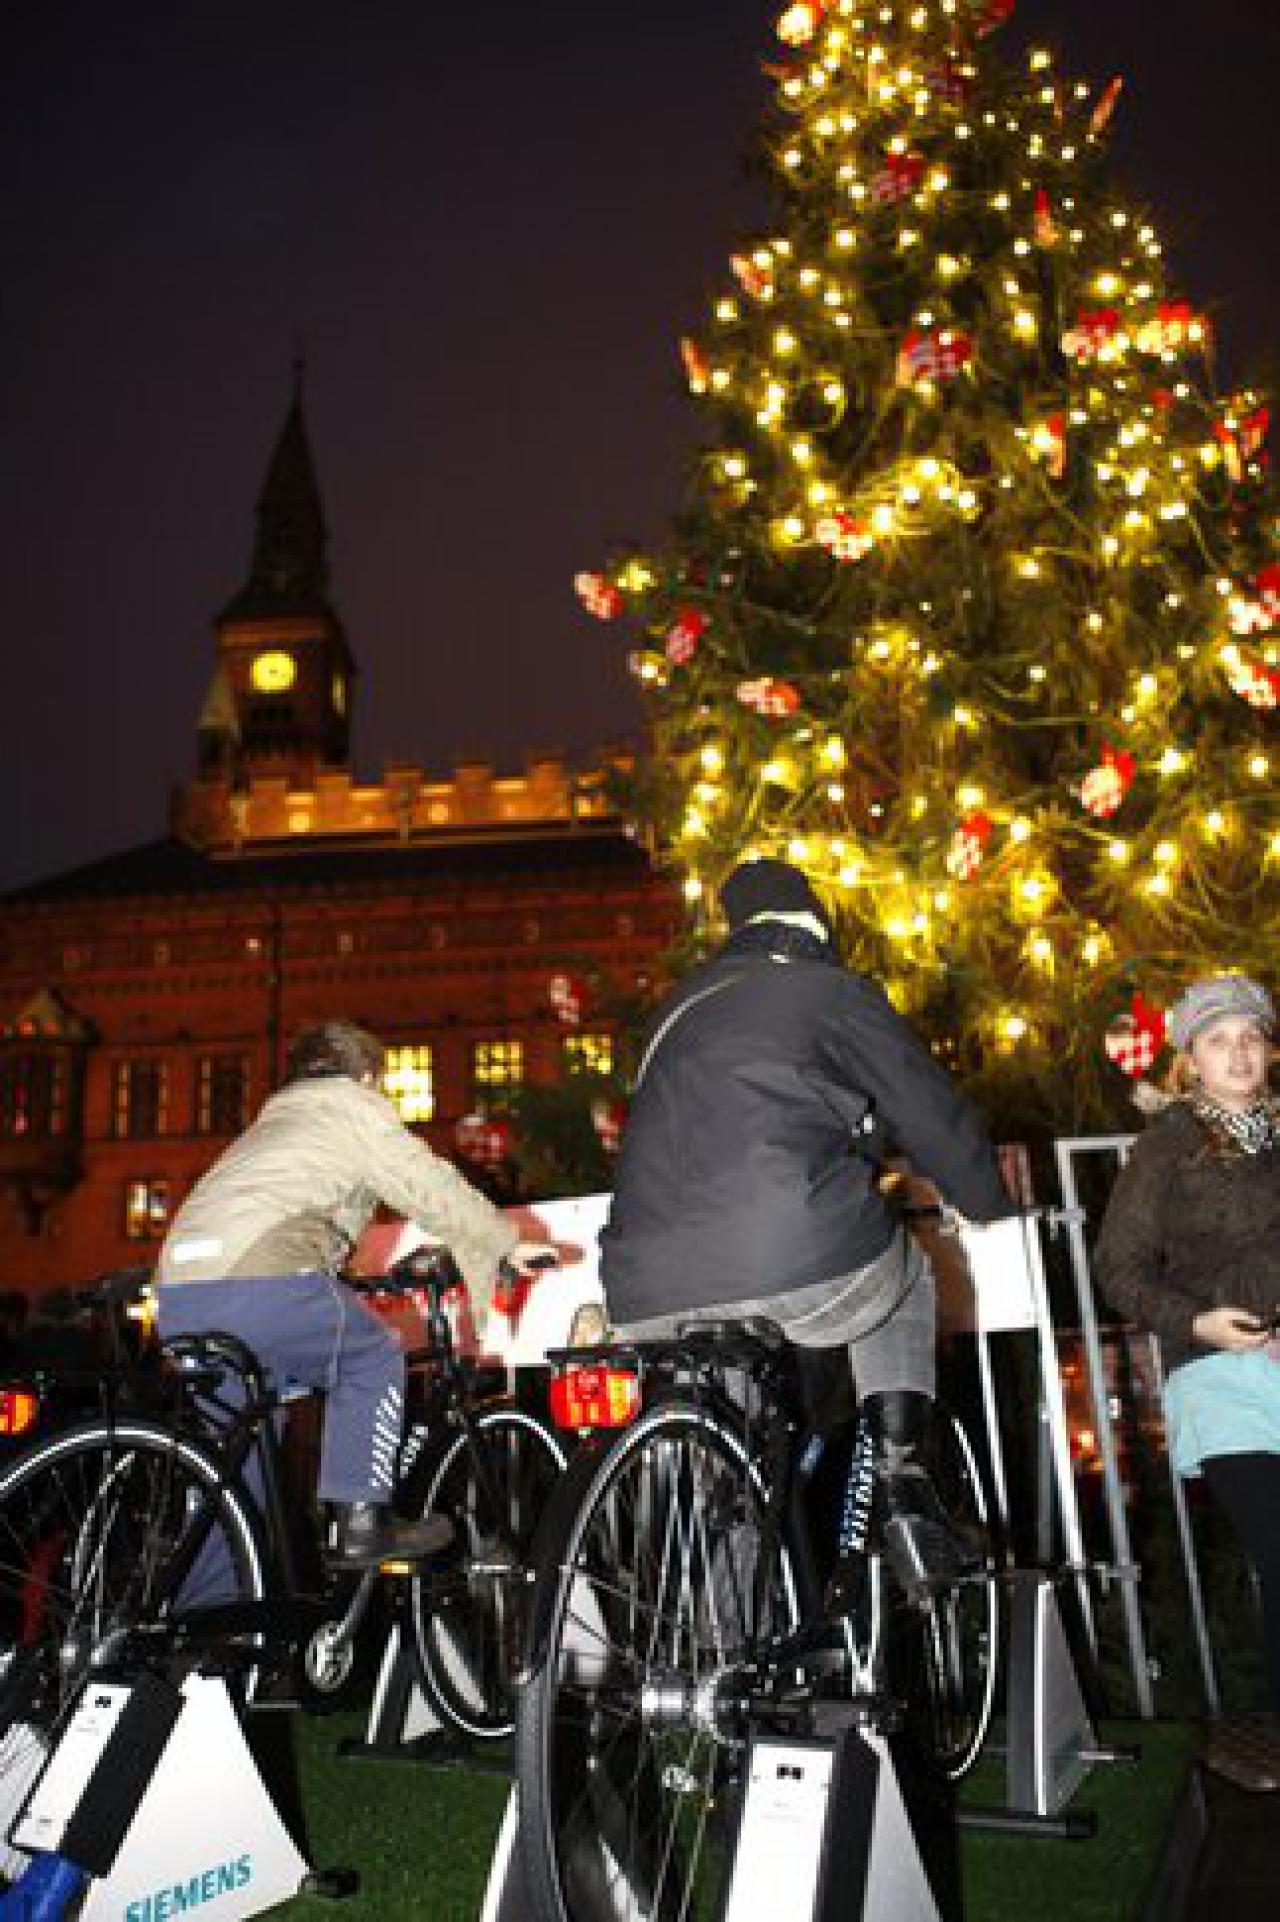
[1054,1138,1154,1719]
[974,1328,1013,1563]
[1018,1212,1098,1658]
[1148,1334,1221,1717]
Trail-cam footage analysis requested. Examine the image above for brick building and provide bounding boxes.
[0,379,674,1294]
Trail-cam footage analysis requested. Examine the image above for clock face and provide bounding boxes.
[251,649,297,693]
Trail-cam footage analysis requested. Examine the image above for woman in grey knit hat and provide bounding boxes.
[1096,972,1280,1785]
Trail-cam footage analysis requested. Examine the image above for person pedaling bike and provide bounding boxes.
[600,856,1015,1604]
[156,1020,556,1569]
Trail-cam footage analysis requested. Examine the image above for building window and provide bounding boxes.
[197,1056,248,1136]
[383,1045,436,1124]
[563,1032,614,1077]
[0,1055,67,1140]
[113,1061,169,1140]
[124,1177,171,1241]
[472,1039,524,1097]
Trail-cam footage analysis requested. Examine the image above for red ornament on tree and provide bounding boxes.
[574,572,623,621]
[455,1112,514,1169]
[1255,563,1280,625]
[945,811,993,880]
[1062,307,1120,362]
[679,336,710,394]
[869,153,926,205]
[1215,407,1270,483]
[776,0,827,47]
[665,608,708,665]
[737,677,802,718]
[1104,993,1166,1078]
[1224,650,1280,710]
[730,252,772,300]
[925,61,975,105]
[1088,75,1124,136]
[1033,188,1057,247]
[548,972,590,1026]
[895,327,974,386]
[1135,300,1207,356]
[1079,744,1136,818]
[591,1097,628,1155]
[815,512,874,562]
[1032,413,1067,478]
[975,0,1016,35]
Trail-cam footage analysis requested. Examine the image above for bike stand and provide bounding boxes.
[337,1621,509,1774]
[0,1671,332,1918]
[480,1705,959,1922]
[960,1570,1138,1839]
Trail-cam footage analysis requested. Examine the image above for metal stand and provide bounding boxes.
[481,1709,957,1922]
[339,1622,508,1774]
[2,1674,317,1918]
[962,1571,1138,1839]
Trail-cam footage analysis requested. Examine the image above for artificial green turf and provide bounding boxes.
[274,1715,1197,1920]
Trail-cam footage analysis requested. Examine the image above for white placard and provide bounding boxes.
[10,1683,132,1856]
[78,1675,308,1920]
[723,1740,834,1921]
[958,1215,1042,1334]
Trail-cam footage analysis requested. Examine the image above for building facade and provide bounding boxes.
[0,380,674,1295]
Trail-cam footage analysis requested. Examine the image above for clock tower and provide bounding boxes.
[196,364,355,783]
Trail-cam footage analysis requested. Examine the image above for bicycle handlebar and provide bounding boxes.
[38,1267,154,1323]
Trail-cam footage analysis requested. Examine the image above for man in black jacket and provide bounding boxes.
[601,856,1013,1594]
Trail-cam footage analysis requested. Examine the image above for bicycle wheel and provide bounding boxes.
[516,1396,805,1922]
[405,1402,566,1741]
[0,1418,267,1855]
[888,1411,999,1781]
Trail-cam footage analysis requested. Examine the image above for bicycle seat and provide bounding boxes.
[163,1330,273,1398]
[386,1246,464,1306]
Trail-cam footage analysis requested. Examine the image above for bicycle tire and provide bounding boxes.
[887,1410,1000,1781]
[515,1393,806,1922]
[0,1417,267,1852]
[404,1401,566,1741]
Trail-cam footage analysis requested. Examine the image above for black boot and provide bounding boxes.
[861,1390,985,1599]
[327,1501,453,1569]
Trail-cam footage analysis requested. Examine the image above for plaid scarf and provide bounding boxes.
[1190,1092,1280,1157]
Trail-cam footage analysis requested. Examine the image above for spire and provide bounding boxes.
[218,364,331,623]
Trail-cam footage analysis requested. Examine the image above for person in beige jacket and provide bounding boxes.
[157,1019,554,1567]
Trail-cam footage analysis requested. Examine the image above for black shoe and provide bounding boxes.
[861,1391,986,1598]
[327,1502,454,1569]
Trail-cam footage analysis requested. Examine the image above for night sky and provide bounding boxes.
[2,0,1276,894]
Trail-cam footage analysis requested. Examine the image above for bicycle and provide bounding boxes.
[513,1316,998,1922]
[0,1248,565,1847]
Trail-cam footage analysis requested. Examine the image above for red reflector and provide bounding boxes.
[549,1365,640,1432]
[0,1390,38,1436]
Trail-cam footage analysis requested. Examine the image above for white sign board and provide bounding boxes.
[958,1215,1042,1334]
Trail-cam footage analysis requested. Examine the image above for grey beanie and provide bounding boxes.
[1167,974,1276,1052]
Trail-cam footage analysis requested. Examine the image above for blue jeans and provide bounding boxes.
[157,1272,405,1506]
[614,1230,935,1399]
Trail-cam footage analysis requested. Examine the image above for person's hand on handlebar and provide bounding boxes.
[501,1241,560,1281]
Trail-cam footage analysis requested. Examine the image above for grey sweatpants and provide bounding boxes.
[613,1228,935,1400]
[158,1272,405,1506]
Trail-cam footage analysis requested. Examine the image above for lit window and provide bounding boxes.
[0,1055,67,1140]
[472,1040,524,1096]
[124,1177,171,1241]
[197,1057,248,1136]
[563,1032,614,1076]
[383,1045,436,1123]
[113,1062,169,1140]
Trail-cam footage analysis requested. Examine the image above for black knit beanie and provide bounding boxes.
[719,858,832,938]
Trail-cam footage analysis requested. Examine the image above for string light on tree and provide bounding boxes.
[572,0,1280,1131]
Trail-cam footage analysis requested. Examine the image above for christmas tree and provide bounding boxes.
[576,0,1279,1133]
